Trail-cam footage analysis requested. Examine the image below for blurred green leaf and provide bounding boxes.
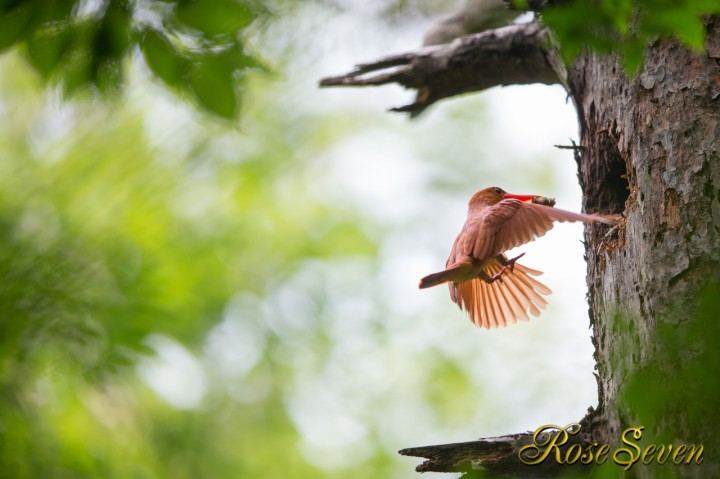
[623,282,720,447]
[30,0,76,24]
[645,7,706,50]
[141,29,187,88]
[176,0,258,37]
[55,18,97,93]
[544,0,720,71]
[25,23,70,78]
[91,0,133,91]
[0,0,268,119]
[188,45,250,119]
[0,1,33,50]
[620,40,644,73]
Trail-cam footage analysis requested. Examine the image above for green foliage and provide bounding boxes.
[0,0,268,119]
[4,0,718,119]
[0,54,378,478]
[186,41,255,118]
[542,0,720,72]
[620,282,720,473]
[176,0,257,36]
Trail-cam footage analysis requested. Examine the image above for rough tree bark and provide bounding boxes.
[320,14,720,479]
[575,17,720,478]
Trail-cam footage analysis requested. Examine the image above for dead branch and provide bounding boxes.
[399,407,605,477]
[399,432,591,478]
[319,22,559,117]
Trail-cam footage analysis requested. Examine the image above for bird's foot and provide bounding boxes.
[504,252,525,272]
[487,252,526,283]
[489,268,506,283]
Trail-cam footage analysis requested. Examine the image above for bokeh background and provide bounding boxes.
[0,1,598,477]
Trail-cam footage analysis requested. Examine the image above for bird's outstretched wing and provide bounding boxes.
[461,200,615,260]
[449,256,552,328]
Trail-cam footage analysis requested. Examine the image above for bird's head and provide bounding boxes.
[469,187,537,209]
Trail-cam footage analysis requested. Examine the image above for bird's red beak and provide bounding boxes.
[503,192,538,202]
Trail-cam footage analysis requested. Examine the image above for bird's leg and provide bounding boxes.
[495,252,526,272]
[480,269,504,284]
[480,252,527,283]
[479,253,528,284]
[479,253,526,284]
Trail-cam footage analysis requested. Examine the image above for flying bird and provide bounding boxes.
[419,186,615,329]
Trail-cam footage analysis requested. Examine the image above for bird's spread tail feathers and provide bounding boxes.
[450,258,552,329]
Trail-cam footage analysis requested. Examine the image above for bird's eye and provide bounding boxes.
[494,187,503,195]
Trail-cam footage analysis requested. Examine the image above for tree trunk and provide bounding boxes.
[572,16,720,477]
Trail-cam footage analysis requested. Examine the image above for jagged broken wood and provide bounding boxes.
[319,22,560,116]
[399,433,537,476]
[399,417,597,478]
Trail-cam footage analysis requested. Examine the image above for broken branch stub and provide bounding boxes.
[399,427,593,477]
[319,22,560,116]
